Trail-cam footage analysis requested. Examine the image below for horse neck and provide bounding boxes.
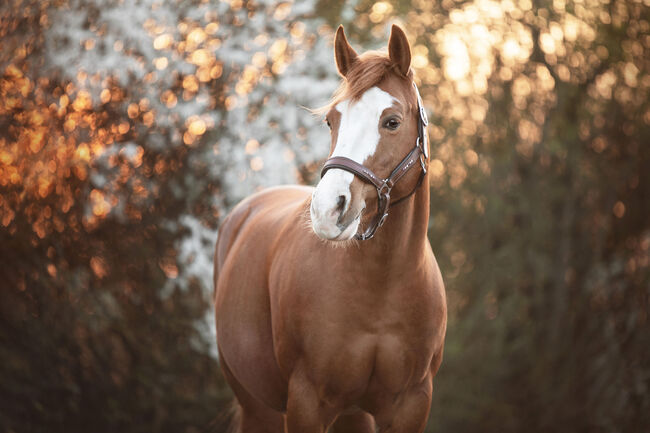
[355,172,430,268]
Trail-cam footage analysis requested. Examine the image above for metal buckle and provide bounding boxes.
[378,212,389,228]
[420,153,427,173]
[414,82,430,160]
[417,137,429,160]
[378,180,392,196]
[419,106,428,127]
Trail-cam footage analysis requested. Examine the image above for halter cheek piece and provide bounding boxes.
[320,82,429,241]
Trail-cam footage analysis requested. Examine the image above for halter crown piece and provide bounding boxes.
[320,82,429,241]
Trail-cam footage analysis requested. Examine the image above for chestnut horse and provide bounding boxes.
[214,25,446,433]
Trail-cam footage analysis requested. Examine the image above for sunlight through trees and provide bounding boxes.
[1,0,648,431]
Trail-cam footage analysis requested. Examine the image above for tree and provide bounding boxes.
[1,0,336,431]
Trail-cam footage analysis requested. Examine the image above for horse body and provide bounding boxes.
[215,25,447,433]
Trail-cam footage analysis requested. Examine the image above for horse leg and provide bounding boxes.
[219,354,285,433]
[284,370,338,433]
[374,377,432,433]
[331,410,375,433]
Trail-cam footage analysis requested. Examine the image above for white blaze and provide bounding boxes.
[311,86,395,240]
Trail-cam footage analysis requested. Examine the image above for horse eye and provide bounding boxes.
[325,119,332,130]
[384,118,400,130]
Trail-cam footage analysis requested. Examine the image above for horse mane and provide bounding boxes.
[316,51,413,114]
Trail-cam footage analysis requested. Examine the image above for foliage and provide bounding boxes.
[1,0,648,432]
[365,0,649,431]
[1,0,332,430]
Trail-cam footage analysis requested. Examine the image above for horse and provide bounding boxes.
[213,24,447,433]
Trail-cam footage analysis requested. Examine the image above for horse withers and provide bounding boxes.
[214,24,447,433]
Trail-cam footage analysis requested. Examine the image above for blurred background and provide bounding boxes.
[1,0,648,431]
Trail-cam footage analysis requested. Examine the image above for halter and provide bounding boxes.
[320,82,429,241]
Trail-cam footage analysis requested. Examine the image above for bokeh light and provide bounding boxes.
[1,0,648,431]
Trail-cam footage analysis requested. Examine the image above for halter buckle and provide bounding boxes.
[378,212,389,228]
[378,180,393,197]
[417,136,429,160]
[419,106,428,127]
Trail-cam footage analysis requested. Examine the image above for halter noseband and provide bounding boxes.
[320,82,429,241]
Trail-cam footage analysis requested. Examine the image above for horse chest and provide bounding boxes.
[274,276,438,398]
[367,295,438,394]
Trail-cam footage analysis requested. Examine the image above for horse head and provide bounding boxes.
[310,25,428,241]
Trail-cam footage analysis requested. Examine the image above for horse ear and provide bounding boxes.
[388,24,411,77]
[334,25,358,77]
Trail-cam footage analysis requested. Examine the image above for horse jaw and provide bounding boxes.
[310,86,395,241]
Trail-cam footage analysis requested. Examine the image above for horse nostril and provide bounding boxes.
[336,195,346,213]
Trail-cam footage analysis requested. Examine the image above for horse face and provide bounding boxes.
[310,25,418,242]
[310,87,395,240]
[310,79,419,241]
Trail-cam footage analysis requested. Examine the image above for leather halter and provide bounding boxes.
[320,82,429,241]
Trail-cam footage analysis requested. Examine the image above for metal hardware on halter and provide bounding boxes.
[413,82,429,159]
[378,180,393,196]
[320,82,430,241]
[419,106,428,126]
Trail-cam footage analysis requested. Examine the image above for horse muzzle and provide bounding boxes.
[310,173,362,241]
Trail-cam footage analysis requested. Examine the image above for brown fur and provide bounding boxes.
[214,25,446,433]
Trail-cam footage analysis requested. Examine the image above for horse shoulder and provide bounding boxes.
[215,185,313,275]
[213,197,253,289]
[214,186,312,412]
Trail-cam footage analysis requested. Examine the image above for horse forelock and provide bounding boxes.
[316,51,414,115]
